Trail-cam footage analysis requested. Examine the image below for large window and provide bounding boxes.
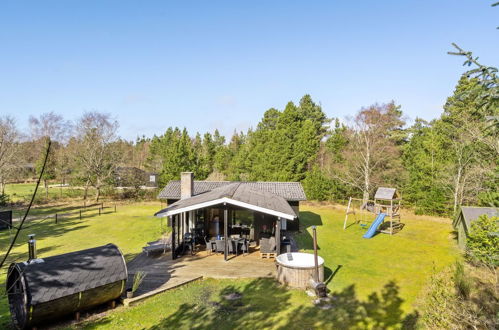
[232,210,253,227]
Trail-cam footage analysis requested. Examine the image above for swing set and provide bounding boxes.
[344,187,403,235]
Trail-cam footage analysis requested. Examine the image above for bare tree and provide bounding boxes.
[29,112,71,143]
[74,112,120,201]
[446,113,497,213]
[29,112,72,197]
[0,116,19,194]
[327,103,405,202]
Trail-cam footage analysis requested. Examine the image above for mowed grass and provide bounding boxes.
[74,277,390,330]
[77,204,458,329]
[4,183,92,202]
[0,202,165,329]
[296,204,460,310]
[0,201,459,329]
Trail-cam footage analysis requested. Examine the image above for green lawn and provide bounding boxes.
[0,202,165,329]
[4,182,91,202]
[0,202,459,329]
[296,204,459,310]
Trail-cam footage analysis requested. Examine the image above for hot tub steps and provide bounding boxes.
[260,252,276,259]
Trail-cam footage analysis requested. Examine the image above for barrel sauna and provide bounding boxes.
[6,243,127,329]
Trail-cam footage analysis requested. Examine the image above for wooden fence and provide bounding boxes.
[9,202,118,228]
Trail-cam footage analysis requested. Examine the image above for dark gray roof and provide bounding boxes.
[455,207,498,230]
[155,183,297,219]
[15,243,127,305]
[158,181,306,201]
[374,187,398,200]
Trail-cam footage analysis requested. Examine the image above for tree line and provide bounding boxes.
[0,72,497,214]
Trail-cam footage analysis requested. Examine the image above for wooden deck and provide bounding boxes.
[124,249,277,306]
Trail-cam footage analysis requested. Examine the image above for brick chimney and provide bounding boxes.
[180,172,194,199]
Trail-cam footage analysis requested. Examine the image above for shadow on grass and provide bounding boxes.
[0,215,90,270]
[83,278,419,329]
[325,264,342,285]
[296,211,324,250]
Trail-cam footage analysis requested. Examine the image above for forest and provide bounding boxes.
[146,73,497,216]
[1,68,496,217]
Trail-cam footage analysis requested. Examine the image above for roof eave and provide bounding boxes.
[155,197,296,220]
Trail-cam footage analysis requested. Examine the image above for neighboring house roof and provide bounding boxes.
[116,166,145,174]
[158,181,307,201]
[155,183,297,220]
[453,206,499,231]
[374,187,398,200]
[14,243,127,305]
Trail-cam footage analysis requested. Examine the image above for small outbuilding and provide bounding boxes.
[7,243,127,329]
[453,207,498,249]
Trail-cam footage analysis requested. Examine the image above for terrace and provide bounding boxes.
[125,249,276,306]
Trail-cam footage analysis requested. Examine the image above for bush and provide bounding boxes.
[418,267,456,328]
[418,264,498,329]
[466,215,499,267]
[453,262,471,300]
[0,193,9,206]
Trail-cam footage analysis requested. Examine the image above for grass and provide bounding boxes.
[4,182,93,202]
[0,202,165,329]
[73,277,419,330]
[0,199,460,329]
[296,204,460,310]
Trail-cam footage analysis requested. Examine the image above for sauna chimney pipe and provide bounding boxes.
[312,226,319,281]
[309,226,327,297]
[28,234,36,261]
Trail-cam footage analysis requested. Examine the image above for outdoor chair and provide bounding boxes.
[259,236,276,254]
[239,238,249,256]
[205,236,215,255]
[182,233,195,256]
[143,233,172,256]
[215,240,225,254]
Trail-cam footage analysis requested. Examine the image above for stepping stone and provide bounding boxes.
[318,304,332,310]
[306,290,316,297]
[223,292,243,300]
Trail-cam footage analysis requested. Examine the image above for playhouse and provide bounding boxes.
[344,187,403,237]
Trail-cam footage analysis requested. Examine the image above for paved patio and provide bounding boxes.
[124,249,277,306]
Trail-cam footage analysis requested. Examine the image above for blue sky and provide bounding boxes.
[1,1,497,140]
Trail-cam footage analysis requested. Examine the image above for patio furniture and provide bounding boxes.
[215,240,225,254]
[231,226,242,237]
[194,227,205,244]
[238,238,249,256]
[241,227,250,239]
[181,232,195,256]
[205,236,216,255]
[281,237,292,253]
[143,233,172,256]
[259,236,276,258]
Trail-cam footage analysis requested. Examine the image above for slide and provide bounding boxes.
[363,213,386,239]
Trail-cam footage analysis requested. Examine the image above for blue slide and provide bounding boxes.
[363,213,386,239]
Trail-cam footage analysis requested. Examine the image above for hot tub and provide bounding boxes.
[276,252,324,289]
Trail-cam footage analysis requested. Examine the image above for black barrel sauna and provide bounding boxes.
[6,243,127,329]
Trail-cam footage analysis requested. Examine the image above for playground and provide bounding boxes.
[344,187,403,239]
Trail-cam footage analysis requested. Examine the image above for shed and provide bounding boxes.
[6,243,127,329]
[453,207,498,249]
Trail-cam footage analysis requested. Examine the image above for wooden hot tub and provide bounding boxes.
[276,252,324,288]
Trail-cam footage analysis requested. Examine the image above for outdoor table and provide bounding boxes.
[231,238,246,256]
